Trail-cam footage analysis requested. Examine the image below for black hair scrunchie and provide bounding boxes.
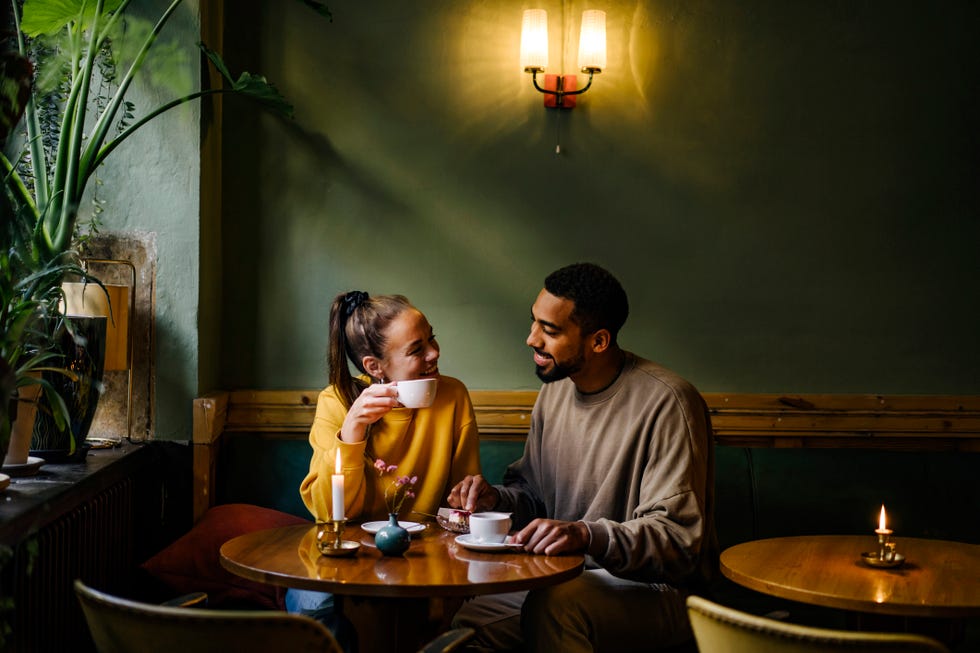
[342,290,369,319]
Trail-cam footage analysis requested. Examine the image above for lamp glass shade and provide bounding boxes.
[577,10,606,71]
[520,9,549,70]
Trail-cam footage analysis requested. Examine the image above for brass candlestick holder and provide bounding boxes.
[860,529,904,568]
[316,519,361,557]
[876,528,892,561]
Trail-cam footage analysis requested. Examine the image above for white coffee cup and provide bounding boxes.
[469,512,512,544]
[395,378,437,408]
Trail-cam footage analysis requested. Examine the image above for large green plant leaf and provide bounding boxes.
[20,0,126,37]
[200,44,294,119]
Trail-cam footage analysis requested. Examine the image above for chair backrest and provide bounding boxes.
[75,580,343,653]
[686,595,950,653]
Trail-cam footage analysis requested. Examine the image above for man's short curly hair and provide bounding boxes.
[544,262,629,341]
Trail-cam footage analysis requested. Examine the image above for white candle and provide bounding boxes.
[331,449,345,521]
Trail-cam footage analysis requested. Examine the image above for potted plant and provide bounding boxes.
[0,237,85,462]
[0,23,77,461]
[1,0,329,455]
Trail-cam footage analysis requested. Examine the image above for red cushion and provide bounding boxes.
[141,503,309,609]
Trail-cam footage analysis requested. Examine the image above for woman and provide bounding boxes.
[290,292,482,641]
[299,290,481,522]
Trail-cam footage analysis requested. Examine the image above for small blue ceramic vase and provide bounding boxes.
[375,513,410,556]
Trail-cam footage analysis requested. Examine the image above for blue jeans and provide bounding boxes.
[285,589,356,651]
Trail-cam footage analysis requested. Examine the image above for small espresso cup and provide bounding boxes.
[469,512,512,544]
[395,378,437,408]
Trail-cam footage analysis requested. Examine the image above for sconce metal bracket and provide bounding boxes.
[526,68,599,109]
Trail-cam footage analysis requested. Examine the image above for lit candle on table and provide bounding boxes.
[332,449,345,521]
[875,504,892,560]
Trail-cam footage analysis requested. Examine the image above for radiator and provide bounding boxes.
[4,477,135,653]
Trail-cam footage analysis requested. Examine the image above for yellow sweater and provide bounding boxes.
[299,375,481,521]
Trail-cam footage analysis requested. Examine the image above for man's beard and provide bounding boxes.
[534,350,585,383]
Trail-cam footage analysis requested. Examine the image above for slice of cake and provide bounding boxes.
[448,509,471,530]
[437,507,472,532]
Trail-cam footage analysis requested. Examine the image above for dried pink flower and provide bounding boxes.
[373,459,419,516]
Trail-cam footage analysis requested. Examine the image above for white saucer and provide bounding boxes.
[2,456,45,477]
[455,534,523,552]
[0,473,9,492]
[360,520,426,535]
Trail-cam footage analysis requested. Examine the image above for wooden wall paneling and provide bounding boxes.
[191,391,228,522]
[190,390,980,520]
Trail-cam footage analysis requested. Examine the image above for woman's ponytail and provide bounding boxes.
[327,291,412,408]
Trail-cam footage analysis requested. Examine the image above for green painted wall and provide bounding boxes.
[217,0,978,396]
[96,0,200,439]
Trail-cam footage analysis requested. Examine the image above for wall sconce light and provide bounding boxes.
[521,8,606,109]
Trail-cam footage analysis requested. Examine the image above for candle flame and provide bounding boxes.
[878,504,887,531]
[335,449,342,475]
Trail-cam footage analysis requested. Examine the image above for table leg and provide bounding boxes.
[339,595,460,653]
[849,612,967,648]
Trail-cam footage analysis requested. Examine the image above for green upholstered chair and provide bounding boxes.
[686,595,949,653]
[75,580,474,653]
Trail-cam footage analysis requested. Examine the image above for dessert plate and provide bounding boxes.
[455,534,523,552]
[360,520,426,535]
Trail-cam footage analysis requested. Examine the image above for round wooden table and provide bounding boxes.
[220,521,584,653]
[720,535,980,619]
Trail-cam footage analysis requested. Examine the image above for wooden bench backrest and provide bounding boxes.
[191,390,980,522]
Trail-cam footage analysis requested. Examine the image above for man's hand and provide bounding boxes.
[447,475,499,512]
[511,519,589,556]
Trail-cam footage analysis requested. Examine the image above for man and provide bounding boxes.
[449,262,717,652]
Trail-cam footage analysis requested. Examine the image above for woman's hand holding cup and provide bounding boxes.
[340,383,399,442]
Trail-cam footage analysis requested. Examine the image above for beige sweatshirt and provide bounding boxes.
[496,352,718,587]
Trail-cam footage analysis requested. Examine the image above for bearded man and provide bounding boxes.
[449,262,717,653]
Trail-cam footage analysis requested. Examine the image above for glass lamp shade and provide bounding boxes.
[520,9,549,71]
[577,10,606,71]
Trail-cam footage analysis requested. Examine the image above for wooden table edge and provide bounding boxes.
[719,536,980,619]
[219,523,587,599]
[219,551,586,598]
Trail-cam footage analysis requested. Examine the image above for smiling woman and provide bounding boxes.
[290,290,484,635]
[298,290,482,524]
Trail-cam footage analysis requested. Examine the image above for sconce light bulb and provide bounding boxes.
[577,10,607,72]
[521,9,549,72]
